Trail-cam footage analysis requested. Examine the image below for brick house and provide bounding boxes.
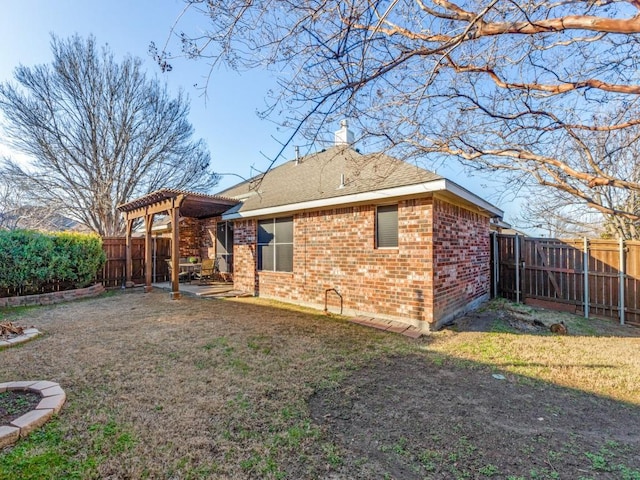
[214,128,501,331]
[119,123,503,331]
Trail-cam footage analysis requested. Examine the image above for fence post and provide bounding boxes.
[583,237,589,319]
[515,233,520,304]
[492,232,498,298]
[619,237,626,325]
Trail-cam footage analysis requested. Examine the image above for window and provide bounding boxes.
[258,217,293,272]
[376,205,398,248]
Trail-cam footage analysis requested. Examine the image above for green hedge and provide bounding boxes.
[0,230,106,293]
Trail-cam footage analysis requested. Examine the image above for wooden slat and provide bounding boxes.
[496,235,640,328]
[97,237,171,288]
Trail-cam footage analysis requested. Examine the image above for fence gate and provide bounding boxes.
[492,234,639,327]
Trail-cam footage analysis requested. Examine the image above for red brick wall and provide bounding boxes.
[233,219,257,294]
[222,196,490,329]
[431,197,491,324]
[252,198,436,327]
[201,217,217,260]
[179,218,204,259]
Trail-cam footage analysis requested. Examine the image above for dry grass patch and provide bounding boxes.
[0,292,639,479]
[429,299,640,404]
[0,290,414,479]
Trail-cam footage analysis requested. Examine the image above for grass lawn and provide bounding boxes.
[0,291,639,479]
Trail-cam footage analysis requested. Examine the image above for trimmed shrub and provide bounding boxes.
[0,230,106,295]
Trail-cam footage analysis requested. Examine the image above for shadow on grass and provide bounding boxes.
[449,297,640,339]
[308,353,640,480]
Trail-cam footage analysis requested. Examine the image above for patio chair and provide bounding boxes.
[165,259,190,283]
[199,258,215,284]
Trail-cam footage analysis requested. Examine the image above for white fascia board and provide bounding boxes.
[442,179,504,218]
[221,178,503,220]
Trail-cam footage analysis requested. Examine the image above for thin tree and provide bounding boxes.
[0,34,218,236]
[163,0,640,238]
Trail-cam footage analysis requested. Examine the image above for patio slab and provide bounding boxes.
[348,316,423,338]
[152,281,249,298]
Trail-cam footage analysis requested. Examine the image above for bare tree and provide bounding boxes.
[515,187,606,239]
[164,0,640,238]
[1,34,218,236]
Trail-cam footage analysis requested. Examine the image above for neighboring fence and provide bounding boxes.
[98,237,171,288]
[492,234,640,327]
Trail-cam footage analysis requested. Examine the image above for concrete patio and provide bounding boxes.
[151,281,250,298]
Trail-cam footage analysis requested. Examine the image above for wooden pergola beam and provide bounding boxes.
[117,189,238,300]
[125,218,135,288]
[123,195,185,299]
[144,213,154,293]
[170,205,181,299]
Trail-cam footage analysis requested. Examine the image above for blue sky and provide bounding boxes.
[0,0,520,226]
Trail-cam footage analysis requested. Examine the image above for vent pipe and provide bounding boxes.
[338,173,345,189]
[294,146,300,165]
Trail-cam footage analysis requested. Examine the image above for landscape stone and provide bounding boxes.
[0,426,20,448]
[29,380,59,392]
[39,385,65,397]
[11,409,54,437]
[36,393,66,414]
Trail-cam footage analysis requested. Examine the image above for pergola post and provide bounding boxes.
[144,212,154,293]
[170,205,181,300]
[117,189,237,300]
[125,217,135,288]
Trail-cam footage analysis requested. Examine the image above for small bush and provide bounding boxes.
[0,230,106,294]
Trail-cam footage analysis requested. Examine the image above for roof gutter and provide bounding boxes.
[221,178,503,220]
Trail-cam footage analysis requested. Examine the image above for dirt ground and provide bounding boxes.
[310,355,640,479]
[309,305,640,479]
[0,291,639,479]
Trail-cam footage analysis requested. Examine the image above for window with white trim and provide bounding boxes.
[257,217,293,272]
[376,205,398,248]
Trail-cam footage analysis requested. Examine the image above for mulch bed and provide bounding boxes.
[0,391,41,425]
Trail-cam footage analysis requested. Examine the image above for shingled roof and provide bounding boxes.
[219,146,444,214]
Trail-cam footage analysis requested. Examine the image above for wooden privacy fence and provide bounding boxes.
[492,234,640,327]
[98,237,171,288]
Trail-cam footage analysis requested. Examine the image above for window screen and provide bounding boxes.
[216,221,234,273]
[376,205,398,248]
[257,217,293,272]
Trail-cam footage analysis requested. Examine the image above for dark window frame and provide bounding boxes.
[376,204,399,248]
[257,217,294,272]
[216,221,234,273]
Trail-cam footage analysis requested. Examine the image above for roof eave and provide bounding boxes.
[221,179,503,220]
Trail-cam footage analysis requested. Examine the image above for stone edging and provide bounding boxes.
[0,283,105,308]
[0,381,66,449]
[0,328,41,349]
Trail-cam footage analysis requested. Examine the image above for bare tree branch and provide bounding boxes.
[164,0,640,237]
[1,35,219,236]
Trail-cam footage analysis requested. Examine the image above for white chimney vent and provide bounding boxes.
[335,119,355,146]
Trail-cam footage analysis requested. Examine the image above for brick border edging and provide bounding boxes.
[0,284,105,308]
[0,381,66,449]
[0,328,41,349]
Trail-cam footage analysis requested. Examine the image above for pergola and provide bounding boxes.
[117,189,239,299]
